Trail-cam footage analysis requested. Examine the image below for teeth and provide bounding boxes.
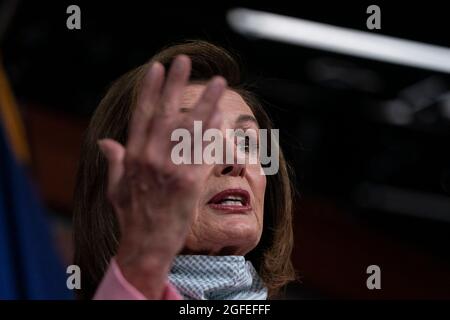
[220,200,243,206]
[225,196,244,201]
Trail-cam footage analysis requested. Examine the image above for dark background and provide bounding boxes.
[2,1,450,298]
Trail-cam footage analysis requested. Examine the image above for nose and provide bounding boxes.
[214,162,246,177]
[212,129,247,177]
[215,137,247,177]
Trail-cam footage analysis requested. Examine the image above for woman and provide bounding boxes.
[73,40,295,300]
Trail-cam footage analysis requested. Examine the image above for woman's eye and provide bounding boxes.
[238,136,258,153]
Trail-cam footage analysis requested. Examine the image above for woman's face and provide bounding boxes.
[178,84,266,256]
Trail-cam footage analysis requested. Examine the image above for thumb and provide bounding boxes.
[98,138,126,193]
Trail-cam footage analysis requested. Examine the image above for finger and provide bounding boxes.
[191,76,226,125]
[98,139,126,195]
[158,55,191,116]
[207,108,223,130]
[127,62,164,154]
[145,56,191,161]
[186,77,226,172]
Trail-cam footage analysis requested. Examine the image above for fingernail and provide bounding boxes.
[148,63,156,75]
[210,77,226,94]
[173,56,186,72]
[97,139,107,153]
[150,62,162,75]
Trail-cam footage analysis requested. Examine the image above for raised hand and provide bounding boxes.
[98,55,226,298]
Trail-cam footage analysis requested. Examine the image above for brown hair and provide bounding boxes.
[73,40,296,299]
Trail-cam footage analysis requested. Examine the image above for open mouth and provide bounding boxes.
[207,189,252,212]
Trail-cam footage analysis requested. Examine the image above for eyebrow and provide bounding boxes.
[236,114,259,127]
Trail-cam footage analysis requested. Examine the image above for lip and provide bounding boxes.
[207,188,252,213]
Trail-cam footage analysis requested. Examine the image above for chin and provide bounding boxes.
[219,220,262,252]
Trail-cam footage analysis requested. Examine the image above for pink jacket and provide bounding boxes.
[93,258,182,300]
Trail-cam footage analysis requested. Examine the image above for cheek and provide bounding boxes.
[251,168,267,208]
[185,209,211,246]
[247,167,267,227]
[191,197,221,233]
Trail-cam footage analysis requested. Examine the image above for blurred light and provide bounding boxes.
[227,8,450,74]
[383,100,413,125]
[307,58,382,93]
[398,77,447,111]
